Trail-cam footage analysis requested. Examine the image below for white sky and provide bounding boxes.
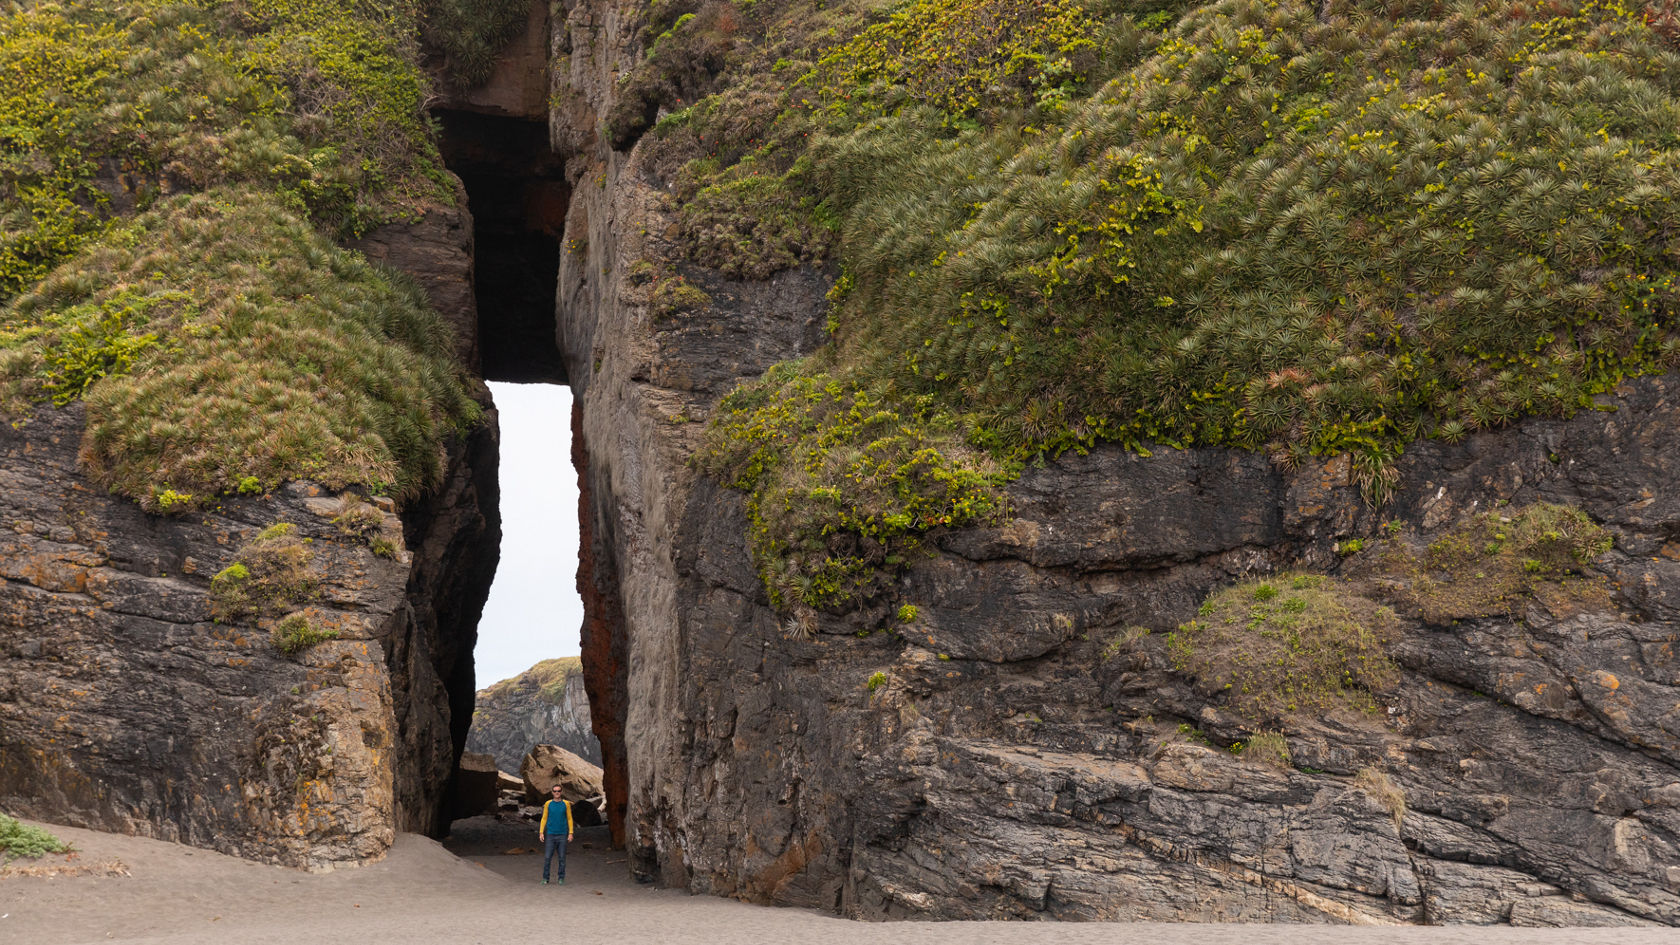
[475,381,585,688]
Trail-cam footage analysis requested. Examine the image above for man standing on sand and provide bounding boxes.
[539,785,574,886]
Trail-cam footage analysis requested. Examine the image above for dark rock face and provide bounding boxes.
[449,751,503,820]
[390,409,501,839]
[466,659,600,773]
[534,0,1680,913]
[636,379,1680,924]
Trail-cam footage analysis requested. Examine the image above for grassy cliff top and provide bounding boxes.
[635,0,1680,613]
[0,0,492,508]
[482,657,585,705]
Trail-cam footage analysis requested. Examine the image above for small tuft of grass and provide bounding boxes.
[271,613,338,655]
[211,521,318,623]
[1373,502,1612,623]
[1168,572,1398,722]
[1100,625,1149,662]
[1238,730,1291,769]
[1353,766,1406,829]
[866,670,888,691]
[650,273,713,322]
[333,495,384,538]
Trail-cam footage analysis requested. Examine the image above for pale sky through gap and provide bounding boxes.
[474,381,585,688]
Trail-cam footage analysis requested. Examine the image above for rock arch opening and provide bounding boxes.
[433,103,629,850]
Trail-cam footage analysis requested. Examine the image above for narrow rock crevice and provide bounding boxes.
[573,398,632,850]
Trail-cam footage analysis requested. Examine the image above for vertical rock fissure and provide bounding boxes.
[433,96,634,851]
[573,399,631,850]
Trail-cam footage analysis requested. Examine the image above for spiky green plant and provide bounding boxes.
[0,189,479,508]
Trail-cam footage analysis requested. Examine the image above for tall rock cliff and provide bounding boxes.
[0,0,501,869]
[0,402,498,867]
[467,657,600,772]
[541,0,1680,924]
[7,0,1680,925]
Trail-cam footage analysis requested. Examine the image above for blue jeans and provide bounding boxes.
[542,835,568,881]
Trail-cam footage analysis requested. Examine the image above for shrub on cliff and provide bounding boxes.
[1168,573,1400,720]
[1357,501,1613,622]
[271,613,339,655]
[420,0,532,88]
[698,362,1009,611]
[211,522,319,622]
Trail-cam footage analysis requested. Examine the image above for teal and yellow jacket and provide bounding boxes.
[540,798,573,838]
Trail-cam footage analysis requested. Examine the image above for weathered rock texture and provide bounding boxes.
[466,657,601,772]
[0,402,498,867]
[538,0,1680,923]
[9,0,1680,921]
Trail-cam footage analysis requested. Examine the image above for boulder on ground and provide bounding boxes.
[520,743,604,808]
[447,751,502,821]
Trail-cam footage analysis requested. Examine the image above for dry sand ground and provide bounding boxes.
[2,816,1675,945]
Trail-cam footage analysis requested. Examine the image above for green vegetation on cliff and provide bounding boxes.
[483,657,584,705]
[1169,573,1400,719]
[1170,501,1613,723]
[657,0,1680,613]
[698,364,1009,610]
[0,0,480,508]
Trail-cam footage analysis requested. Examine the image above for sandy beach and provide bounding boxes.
[3,817,1675,945]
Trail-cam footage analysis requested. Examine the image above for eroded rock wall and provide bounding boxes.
[0,403,496,867]
[662,379,1680,924]
[547,0,832,883]
[0,191,500,867]
[542,0,1680,921]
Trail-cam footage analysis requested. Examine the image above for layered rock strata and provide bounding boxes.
[0,402,498,867]
[541,0,1680,923]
